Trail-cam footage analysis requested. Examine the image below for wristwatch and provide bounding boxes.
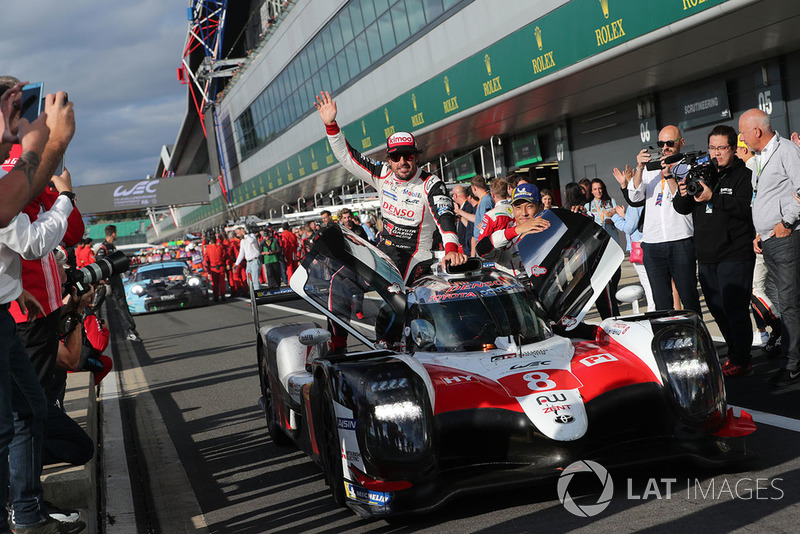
[781,219,792,229]
[59,190,76,206]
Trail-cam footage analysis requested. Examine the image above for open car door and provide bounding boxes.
[289,225,409,348]
[515,208,624,330]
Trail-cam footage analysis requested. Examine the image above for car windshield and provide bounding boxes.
[134,266,187,282]
[408,276,552,352]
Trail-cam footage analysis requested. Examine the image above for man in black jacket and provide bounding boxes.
[674,125,754,376]
[95,225,141,342]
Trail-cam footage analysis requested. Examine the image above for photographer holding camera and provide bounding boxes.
[628,125,702,316]
[95,224,140,342]
[673,125,755,376]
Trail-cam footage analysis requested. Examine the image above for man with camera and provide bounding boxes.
[95,225,140,342]
[673,125,755,376]
[739,108,800,388]
[628,125,702,316]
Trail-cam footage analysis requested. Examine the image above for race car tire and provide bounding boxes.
[318,384,346,507]
[258,342,291,446]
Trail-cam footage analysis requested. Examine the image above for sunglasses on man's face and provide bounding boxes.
[657,139,681,148]
[388,152,416,162]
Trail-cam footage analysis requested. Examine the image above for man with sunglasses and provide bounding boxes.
[628,125,702,316]
[315,91,465,282]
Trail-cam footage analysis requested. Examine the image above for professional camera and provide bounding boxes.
[670,152,717,196]
[64,250,130,295]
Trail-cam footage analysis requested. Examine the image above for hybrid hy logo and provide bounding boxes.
[557,460,614,517]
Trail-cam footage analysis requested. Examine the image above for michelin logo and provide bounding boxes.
[345,482,392,505]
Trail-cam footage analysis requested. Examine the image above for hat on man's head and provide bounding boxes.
[511,183,542,204]
[386,132,419,154]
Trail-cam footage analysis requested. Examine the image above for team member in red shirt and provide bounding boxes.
[203,231,228,302]
[278,223,299,282]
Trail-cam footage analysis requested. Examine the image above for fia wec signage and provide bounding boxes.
[73,174,210,214]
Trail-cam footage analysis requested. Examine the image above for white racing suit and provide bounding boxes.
[326,122,459,283]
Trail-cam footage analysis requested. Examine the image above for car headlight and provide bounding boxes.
[654,324,725,430]
[362,365,431,462]
[131,284,144,295]
[187,276,201,287]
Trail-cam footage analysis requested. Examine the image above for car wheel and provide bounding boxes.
[258,343,291,446]
[318,385,346,507]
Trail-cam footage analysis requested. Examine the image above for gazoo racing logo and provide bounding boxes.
[114,180,160,197]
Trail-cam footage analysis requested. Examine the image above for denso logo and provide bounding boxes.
[114,180,159,197]
[382,201,415,219]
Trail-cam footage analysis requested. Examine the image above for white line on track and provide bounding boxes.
[730,405,800,433]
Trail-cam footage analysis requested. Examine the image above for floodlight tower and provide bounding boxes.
[178,0,240,207]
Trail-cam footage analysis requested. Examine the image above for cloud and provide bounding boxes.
[0,1,188,186]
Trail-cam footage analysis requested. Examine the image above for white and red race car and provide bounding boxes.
[252,208,756,518]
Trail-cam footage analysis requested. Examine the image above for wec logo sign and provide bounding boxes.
[114,180,160,197]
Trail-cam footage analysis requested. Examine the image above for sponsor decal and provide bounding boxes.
[492,353,520,362]
[440,375,475,385]
[604,322,630,335]
[383,190,398,201]
[561,317,578,328]
[432,194,452,216]
[542,404,571,414]
[343,450,362,462]
[510,360,552,370]
[158,294,176,300]
[337,417,358,431]
[344,482,392,505]
[382,201,416,220]
[554,414,575,424]
[536,393,568,405]
[579,354,618,367]
[530,265,548,277]
[401,188,422,199]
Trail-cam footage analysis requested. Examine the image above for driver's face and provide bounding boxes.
[389,152,418,180]
[513,202,538,221]
[339,213,352,226]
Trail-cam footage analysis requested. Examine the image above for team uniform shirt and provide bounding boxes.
[475,199,516,274]
[326,123,458,279]
[628,167,693,244]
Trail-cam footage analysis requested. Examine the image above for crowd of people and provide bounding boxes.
[451,113,800,389]
[1,77,89,533]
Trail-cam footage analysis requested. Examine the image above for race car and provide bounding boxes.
[252,209,756,518]
[124,260,209,314]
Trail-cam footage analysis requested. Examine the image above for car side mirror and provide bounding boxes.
[409,319,435,350]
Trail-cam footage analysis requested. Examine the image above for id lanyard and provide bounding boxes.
[592,199,607,223]
[751,156,762,206]
[655,177,666,206]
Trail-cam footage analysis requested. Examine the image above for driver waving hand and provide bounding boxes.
[315,91,466,282]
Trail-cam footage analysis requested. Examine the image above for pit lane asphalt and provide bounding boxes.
[111,292,800,534]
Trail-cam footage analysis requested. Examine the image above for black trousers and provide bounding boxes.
[15,309,61,398]
[698,259,755,366]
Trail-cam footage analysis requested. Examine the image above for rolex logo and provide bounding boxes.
[412,93,418,111]
[361,121,366,136]
[599,0,609,18]
[535,26,543,51]
[444,76,450,96]
[485,54,492,76]
[384,108,390,124]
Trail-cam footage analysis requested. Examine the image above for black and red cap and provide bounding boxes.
[386,131,419,154]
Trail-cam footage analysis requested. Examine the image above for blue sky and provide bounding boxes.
[1,1,189,186]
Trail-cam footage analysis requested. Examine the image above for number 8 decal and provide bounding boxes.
[523,371,557,392]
